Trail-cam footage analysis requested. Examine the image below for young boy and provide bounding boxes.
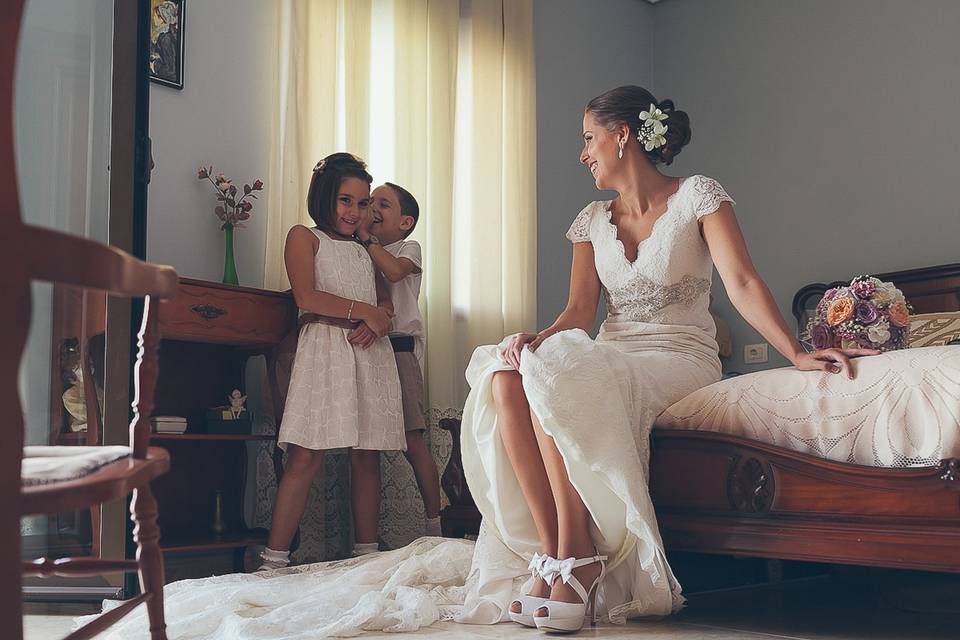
[357,182,442,537]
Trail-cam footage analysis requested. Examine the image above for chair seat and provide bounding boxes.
[22,445,131,485]
[21,447,170,516]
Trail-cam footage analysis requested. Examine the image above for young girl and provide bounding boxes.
[259,153,405,570]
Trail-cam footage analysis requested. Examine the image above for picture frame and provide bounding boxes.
[149,0,185,90]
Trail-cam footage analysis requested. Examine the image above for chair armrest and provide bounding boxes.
[26,224,178,299]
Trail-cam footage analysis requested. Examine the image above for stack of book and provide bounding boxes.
[151,415,188,434]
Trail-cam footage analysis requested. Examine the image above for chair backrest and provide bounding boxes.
[22,206,178,462]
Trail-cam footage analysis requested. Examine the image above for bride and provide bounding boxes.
[454,84,876,633]
[89,85,875,639]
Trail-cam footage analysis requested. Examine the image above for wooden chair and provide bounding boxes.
[18,229,177,640]
[2,4,178,639]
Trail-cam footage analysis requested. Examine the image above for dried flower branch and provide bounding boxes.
[197,165,264,229]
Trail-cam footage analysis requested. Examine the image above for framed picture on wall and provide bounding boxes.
[149,0,185,90]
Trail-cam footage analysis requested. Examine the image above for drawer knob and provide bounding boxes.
[190,304,227,320]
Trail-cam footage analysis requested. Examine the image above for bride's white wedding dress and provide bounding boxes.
[83,175,732,639]
[456,174,731,623]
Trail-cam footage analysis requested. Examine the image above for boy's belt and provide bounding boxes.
[389,335,415,353]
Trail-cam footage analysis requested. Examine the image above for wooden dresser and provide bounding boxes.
[151,278,297,572]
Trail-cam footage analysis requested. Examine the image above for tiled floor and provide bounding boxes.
[24,575,960,639]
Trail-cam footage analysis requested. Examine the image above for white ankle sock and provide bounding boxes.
[257,547,290,571]
[352,542,379,557]
[425,516,442,537]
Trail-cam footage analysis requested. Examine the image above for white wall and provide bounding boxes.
[534,0,656,325]
[147,0,274,288]
[651,0,960,372]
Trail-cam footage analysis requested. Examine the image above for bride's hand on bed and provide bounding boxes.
[793,347,880,380]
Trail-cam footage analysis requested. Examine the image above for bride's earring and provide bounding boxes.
[617,139,624,159]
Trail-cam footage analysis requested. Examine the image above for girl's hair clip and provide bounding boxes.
[313,159,327,173]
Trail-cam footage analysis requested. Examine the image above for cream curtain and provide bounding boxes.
[263,0,370,286]
[264,0,537,415]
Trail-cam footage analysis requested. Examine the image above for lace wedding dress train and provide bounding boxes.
[79,538,475,639]
[80,175,733,638]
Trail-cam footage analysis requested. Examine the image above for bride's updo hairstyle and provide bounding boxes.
[585,85,692,166]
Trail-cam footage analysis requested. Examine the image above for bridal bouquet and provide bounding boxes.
[804,276,912,352]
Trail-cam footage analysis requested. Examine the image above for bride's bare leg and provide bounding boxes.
[530,412,603,611]
[491,371,558,606]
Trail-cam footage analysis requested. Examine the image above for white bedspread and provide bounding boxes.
[657,345,960,467]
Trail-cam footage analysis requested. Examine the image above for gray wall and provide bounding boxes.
[147,0,274,288]
[534,0,655,326]
[652,0,960,372]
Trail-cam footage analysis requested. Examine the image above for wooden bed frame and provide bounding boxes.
[439,264,960,573]
[650,263,960,573]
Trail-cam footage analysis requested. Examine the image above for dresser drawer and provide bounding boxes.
[159,279,297,346]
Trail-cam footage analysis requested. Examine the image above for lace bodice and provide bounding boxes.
[566,175,734,337]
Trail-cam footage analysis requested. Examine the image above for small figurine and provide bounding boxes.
[227,389,247,420]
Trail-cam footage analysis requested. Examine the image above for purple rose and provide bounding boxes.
[810,324,834,350]
[854,301,880,325]
[823,288,839,301]
[850,278,877,300]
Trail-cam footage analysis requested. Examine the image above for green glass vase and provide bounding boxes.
[222,224,239,285]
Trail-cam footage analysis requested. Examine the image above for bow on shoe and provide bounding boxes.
[528,552,545,578]
[541,556,577,584]
[530,553,560,584]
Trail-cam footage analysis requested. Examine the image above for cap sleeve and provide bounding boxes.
[565,204,595,243]
[691,175,735,219]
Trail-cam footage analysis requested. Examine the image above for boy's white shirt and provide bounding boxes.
[383,239,424,362]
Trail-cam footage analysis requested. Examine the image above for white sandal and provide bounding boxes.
[533,552,607,633]
[508,552,557,627]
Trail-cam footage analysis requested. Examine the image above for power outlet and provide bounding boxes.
[744,343,769,364]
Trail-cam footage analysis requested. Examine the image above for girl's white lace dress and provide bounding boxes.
[279,227,405,452]
[83,175,733,639]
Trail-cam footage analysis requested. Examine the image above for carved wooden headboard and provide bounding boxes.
[791,263,960,337]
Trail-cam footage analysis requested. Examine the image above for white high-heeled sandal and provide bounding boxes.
[533,552,607,633]
[508,552,558,627]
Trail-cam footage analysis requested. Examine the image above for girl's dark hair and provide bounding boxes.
[585,85,692,166]
[385,182,420,237]
[306,152,373,232]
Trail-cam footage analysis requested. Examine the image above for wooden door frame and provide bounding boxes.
[102,0,152,595]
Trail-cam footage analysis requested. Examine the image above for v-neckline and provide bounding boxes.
[605,177,687,267]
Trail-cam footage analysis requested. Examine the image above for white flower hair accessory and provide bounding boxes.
[313,159,327,173]
[638,103,669,152]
